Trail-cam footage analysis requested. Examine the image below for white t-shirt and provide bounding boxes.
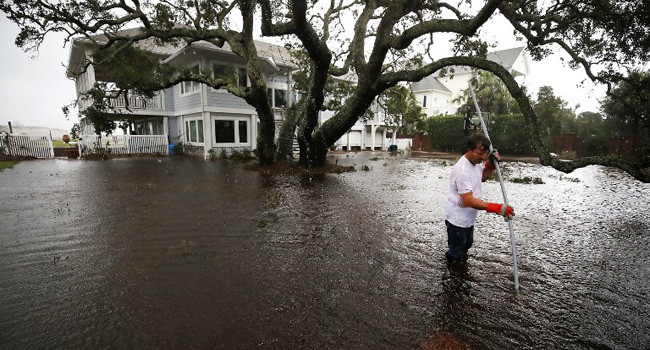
[444,155,484,228]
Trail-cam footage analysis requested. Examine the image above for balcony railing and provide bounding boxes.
[107,92,163,110]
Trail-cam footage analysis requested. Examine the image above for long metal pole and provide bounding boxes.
[468,77,520,292]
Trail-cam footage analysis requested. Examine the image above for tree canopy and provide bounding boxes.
[2,0,650,181]
[454,70,521,116]
[379,85,426,137]
[533,86,576,142]
[600,69,650,136]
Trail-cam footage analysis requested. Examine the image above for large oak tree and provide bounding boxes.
[2,0,649,181]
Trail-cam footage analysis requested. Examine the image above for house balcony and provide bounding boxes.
[77,90,166,116]
[107,91,164,111]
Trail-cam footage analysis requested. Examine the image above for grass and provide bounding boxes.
[0,160,19,172]
[52,140,75,147]
[510,176,545,184]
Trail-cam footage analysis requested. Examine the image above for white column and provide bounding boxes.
[252,114,258,151]
[371,125,378,151]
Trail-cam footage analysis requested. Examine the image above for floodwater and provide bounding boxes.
[0,153,648,350]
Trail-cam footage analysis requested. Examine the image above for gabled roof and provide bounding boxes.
[410,47,528,92]
[411,75,452,93]
[487,47,526,71]
[67,27,297,76]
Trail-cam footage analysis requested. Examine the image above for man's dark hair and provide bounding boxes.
[466,133,491,152]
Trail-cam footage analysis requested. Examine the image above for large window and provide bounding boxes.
[185,118,204,144]
[180,64,201,95]
[213,63,247,89]
[267,88,288,108]
[214,116,249,145]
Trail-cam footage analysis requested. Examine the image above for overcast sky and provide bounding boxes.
[0,13,607,132]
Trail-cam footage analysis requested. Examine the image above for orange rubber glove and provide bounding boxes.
[486,203,515,221]
[484,149,501,171]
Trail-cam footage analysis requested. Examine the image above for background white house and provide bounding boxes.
[411,47,531,117]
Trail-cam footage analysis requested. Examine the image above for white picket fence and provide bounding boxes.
[79,135,169,157]
[0,134,54,158]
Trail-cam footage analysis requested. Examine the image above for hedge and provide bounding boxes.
[425,114,535,155]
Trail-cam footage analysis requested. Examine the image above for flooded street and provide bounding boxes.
[1,154,649,349]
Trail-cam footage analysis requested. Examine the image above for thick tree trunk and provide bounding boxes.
[299,92,376,166]
[276,107,299,160]
[257,113,277,166]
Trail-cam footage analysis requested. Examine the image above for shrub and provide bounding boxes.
[424,114,535,155]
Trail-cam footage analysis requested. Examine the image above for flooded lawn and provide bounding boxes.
[1,154,649,349]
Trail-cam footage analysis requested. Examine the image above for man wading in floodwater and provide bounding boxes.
[444,133,514,261]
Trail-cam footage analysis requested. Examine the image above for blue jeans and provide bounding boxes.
[445,220,474,260]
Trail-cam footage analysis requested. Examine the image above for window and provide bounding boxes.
[181,64,201,95]
[215,120,235,143]
[423,95,427,108]
[213,63,247,89]
[238,67,247,87]
[275,89,287,107]
[239,121,247,143]
[214,117,249,145]
[267,88,288,107]
[185,118,204,143]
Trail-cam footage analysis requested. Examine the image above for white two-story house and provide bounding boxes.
[411,47,531,117]
[67,28,298,158]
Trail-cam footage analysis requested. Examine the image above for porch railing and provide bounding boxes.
[0,134,54,158]
[107,92,163,110]
[79,135,168,157]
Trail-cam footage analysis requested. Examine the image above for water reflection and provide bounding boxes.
[0,155,648,349]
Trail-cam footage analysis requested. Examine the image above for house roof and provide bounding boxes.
[67,27,297,76]
[410,47,528,92]
[411,75,452,93]
[487,47,526,70]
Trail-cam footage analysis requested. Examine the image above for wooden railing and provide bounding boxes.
[107,92,163,110]
[79,135,168,157]
[0,134,54,158]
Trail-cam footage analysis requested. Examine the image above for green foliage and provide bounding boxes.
[288,46,355,113]
[600,69,650,136]
[0,134,9,156]
[574,112,610,157]
[533,86,577,143]
[172,142,184,155]
[208,148,218,160]
[425,114,534,155]
[70,123,81,139]
[52,140,74,147]
[92,45,160,96]
[0,160,19,171]
[379,85,426,136]
[487,114,535,155]
[510,176,545,184]
[230,149,255,161]
[454,71,521,115]
[425,115,466,152]
[558,151,577,160]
